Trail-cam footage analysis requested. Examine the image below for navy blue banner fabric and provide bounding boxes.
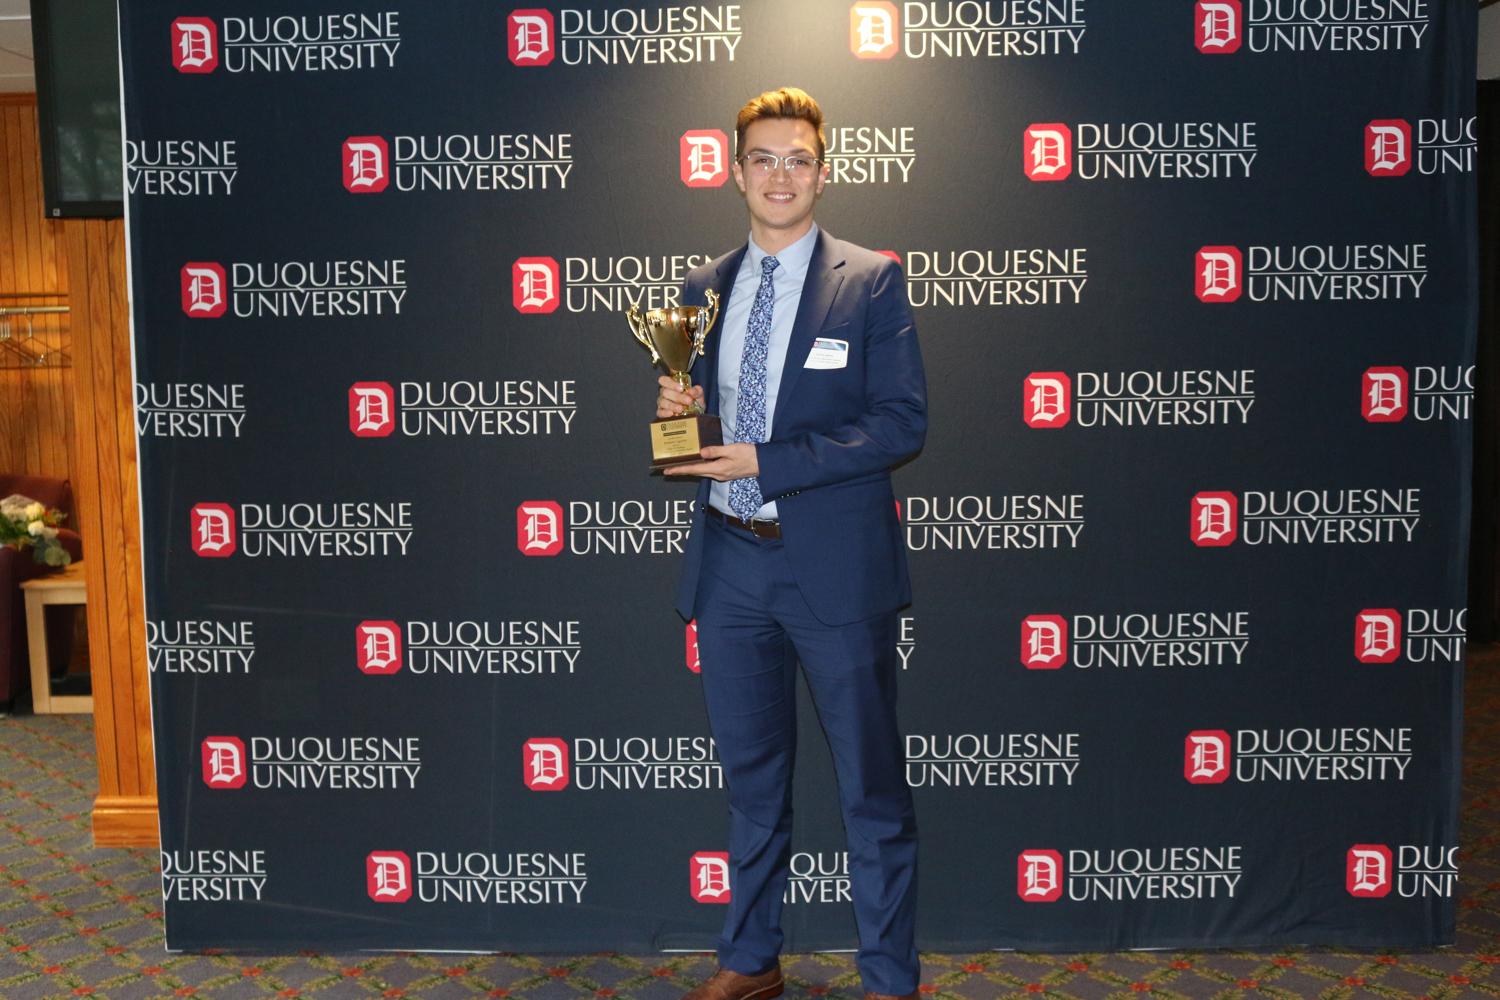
[119,0,1477,953]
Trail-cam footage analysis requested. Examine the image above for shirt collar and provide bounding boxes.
[746,223,819,275]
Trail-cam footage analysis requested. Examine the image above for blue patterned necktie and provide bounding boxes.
[729,254,779,522]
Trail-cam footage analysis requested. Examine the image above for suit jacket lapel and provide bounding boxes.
[699,245,746,415]
[771,230,844,431]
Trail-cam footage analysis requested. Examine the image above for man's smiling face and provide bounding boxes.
[732,117,828,241]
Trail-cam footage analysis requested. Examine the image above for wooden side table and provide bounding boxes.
[20,561,92,714]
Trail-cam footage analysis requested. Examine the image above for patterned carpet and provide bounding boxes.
[8,653,1500,1000]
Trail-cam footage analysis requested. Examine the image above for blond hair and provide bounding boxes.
[736,87,825,161]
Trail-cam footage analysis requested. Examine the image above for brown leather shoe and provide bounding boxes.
[864,992,919,1000]
[682,967,784,1000]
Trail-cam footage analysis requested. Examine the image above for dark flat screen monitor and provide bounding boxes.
[32,0,124,218]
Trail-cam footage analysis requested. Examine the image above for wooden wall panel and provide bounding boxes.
[0,95,67,292]
[66,218,158,847]
[0,94,75,485]
[1,93,156,845]
[0,368,75,480]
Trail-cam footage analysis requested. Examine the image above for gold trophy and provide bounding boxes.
[628,290,723,469]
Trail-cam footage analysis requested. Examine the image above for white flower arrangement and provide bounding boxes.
[0,494,72,567]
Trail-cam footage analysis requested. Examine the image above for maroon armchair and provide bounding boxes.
[0,474,85,710]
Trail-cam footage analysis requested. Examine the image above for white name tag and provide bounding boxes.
[804,338,849,370]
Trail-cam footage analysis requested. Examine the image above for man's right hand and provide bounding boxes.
[657,375,705,419]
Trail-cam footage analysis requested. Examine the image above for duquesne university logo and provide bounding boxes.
[906,732,1081,787]
[367,851,413,902]
[681,130,729,187]
[1023,124,1071,181]
[690,852,731,903]
[517,501,565,556]
[1375,365,1472,422]
[1371,118,1476,176]
[339,133,571,193]
[1207,728,1411,782]
[1054,610,1251,668]
[343,136,389,192]
[170,13,400,73]
[1347,845,1392,897]
[1199,243,1426,302]
[513,258,561,313]
[1066,368,1254,428]
[515,500,695,555]
[508,9,555,65]
[1195,247,1242,302]
[524,738,569,790]
[1191,488,1420,545]
[1024,372,1071,427]
[783,851,852,905]
[357,621,403,674]
[367,849,588,904]
[1355,609,1402,664]
[191,503,237,557]
[522,735,721,790]
[1190,492,1238,546]
[904,493,1086,551]
[128,139,238,197]
[179,257,406,320]
[349,382,395,436]
[199,734,423,790]
[201,736,247,788]
[191,502,413,557]
[1021,615,1068,669]
[865,2,1085,57]
[161,847,268,902]
[180,263,227,317]
[513,252,723,313]
[1194,0,1241,53]
[350,380,577,438]
[1193,0,1426,53]
[849,2,899,58]
[1020,846,1243,901]
[1346,844,1457,898]
[901,247,1086,307]
[822,119,912,185]
[512,7,741,67]
[1017,849,1064,902]
[395,619,580,676]
[148,618,256,675]
[1363,367,1409,422]
[687,621,701,673]
[1184,730,1231,783]
[172,17,219,72]
[1366,120,1412,176]
[1403,607,1466,663]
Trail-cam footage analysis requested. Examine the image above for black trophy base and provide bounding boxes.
[650,413,722,469]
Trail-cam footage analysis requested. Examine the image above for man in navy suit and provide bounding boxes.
[657,88,926,1000]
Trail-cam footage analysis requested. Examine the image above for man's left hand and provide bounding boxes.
[663,443,759,481]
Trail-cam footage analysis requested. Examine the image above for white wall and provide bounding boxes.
[0,0,32,93]
[1482,3,1500,79]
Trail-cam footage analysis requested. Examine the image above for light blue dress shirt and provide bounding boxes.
[710,224,820,520]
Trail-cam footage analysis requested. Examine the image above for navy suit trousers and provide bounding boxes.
[695,515,919,995]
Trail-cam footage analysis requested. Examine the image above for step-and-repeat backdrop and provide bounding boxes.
[119,0,1477,953]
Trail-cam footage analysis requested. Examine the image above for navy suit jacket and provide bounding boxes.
[675,230,928,627]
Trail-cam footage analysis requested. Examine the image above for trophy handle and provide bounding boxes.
[690,288,721,359]
[627,302,661,365]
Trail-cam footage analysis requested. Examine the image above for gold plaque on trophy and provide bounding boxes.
[627,290,723,469]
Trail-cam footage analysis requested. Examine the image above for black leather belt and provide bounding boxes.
[707,505,782,539]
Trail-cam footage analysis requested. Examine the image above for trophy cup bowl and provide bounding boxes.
[627,288,723,469]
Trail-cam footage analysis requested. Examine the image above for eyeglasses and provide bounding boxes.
[739,153,823,177]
